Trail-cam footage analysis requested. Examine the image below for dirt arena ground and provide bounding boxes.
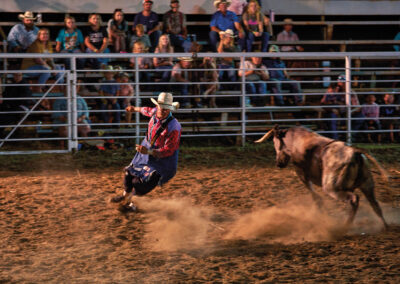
[1,145,400,283]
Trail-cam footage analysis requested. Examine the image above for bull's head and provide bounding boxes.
[255,125,290,168]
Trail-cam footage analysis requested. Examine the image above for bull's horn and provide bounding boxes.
[255,129,274,143]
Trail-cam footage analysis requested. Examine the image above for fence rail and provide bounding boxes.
[1,51,400,154]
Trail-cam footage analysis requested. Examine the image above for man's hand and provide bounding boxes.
[136,144,150,155]
[126,106,140,112]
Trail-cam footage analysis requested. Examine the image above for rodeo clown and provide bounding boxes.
[111,92,181,212]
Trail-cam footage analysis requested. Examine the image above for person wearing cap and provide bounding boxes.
[133,0,162,52]
[111,92,181,212]
[7,11,39,52]
[171,57,197,108]
[162,0,192,52]
[263,45,303,106]
[217,29,240,88]
[209,0,245,52]
[276,18,303,52]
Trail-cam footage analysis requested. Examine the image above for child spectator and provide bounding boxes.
[199,56,219,108]
[380,93,398,143]
[153,34,174,83]
[217,29,239,89]
[320,84,344,140]
[7,11,39,53]
[242,0,269,52]
[238,55,269,107]
[133,0,161,51]
[130,41,152,84]
[99,66,121,124]
[55,15,85,70]
[172,57,196,108]
[21,28,65,93]
[117,73,134,124]
[362,94,381,143]
[129,24,151,50]
[108,9,128,53]
[84,13,110,69]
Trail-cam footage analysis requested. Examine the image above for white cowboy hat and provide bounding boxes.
[177,57,193,62]
[214,0,231,9]
[18,11,37,21]
[219,29,236,38]
[283,18,293,25]
[151,92,180,111]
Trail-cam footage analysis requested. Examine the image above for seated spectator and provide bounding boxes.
[320,83,344,140]
[199,56,219,108]
[210,0,245,52]
[242,0,269,52]
[153,34,174,82]
[133,0,162,52]
[171,57,198,108]
[7,11,39,53]
[163,0,192,52]
[84,13,110,69]
[52,81,91,148]
[362,94,381,143]
[0,72,32,138]
[227,0,247,17]
[99,66,121,124]
[350,91,367,142]
[263,45,303,106]
[276,18,303,52]
[129,24,151,50]
[217,29,239,89]
[107,8,128,53]
[55,15,85,70]
[21,28,65,93]
[238,55,269,107]
[116,72,134,124]
[130,41,152,84]
[380,93,398,143]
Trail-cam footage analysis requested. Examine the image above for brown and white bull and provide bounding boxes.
[255,125,388,229]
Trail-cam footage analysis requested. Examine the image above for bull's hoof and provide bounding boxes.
[111,195,125,203]
[118,203,137,213]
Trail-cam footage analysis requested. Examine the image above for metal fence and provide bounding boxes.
[0,51,399,154]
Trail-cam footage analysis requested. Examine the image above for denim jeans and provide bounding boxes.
[101,101,121,124]
[269,78,302,106]
[169,34,192,52]
[246,31,270,52]
[60,49,85,70]
[25,64,65,87]
[85,47,110,69]
[246,81,267,106]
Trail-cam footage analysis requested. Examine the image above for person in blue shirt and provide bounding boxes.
[55,15,85,70]
[99,66,121,124]
[209,0,245,52]
[7,11,39,52]
[393,31,400,52]
[133,0,162,52]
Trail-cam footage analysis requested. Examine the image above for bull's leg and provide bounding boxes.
[306,181,324,209]
[359,182,388,230]
[327,190,360,227]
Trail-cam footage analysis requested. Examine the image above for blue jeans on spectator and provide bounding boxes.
[85,47,110,69]
[246,31,270,52]
[218,63,237,89]
[101,101,121,124]
[322,110,339,140]
[169,34,192,52]
[177,83,191,106]
[269,78,302,106]
[25,64,65,89]
[61,49,86,70]
[149,30,162,52]
[246,81,267,106]
[209,30,246,52]
[156,65,173,82]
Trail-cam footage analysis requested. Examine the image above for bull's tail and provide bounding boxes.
[361,152,390,182]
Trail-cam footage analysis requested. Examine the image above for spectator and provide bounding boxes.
[133,0,162,52]
[350,91,367,142]
[21,28,65,93]
[153,34,174,83]
[380,93,398,142]
[129,24,151,50]
[263,45,303,106]
[99,65,121,124]
[171,57,197,108]
[320,84,343,140]
[217,29,239,89]
[84,13,110,69]
[210,0,245,52]
[199,56,219,108]
[394,30,400,52]
[238,55,269,107]
[130,41,152,85]
[107,8,128,53]
[242,0,269,52]
[7,11,39,53]
[276,18,303,52]
[55,15,85,70]
[162,0,192,52]
[227,0,247,17]
[362,94,381,143]
[52,80,91,148]
[117,73,134,124]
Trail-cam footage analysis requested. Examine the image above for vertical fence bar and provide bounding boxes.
[345,55,352,144]
[134,54,140,145]
[66,70,72,152]
[240,55,246,146]
[71,56,78,151]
